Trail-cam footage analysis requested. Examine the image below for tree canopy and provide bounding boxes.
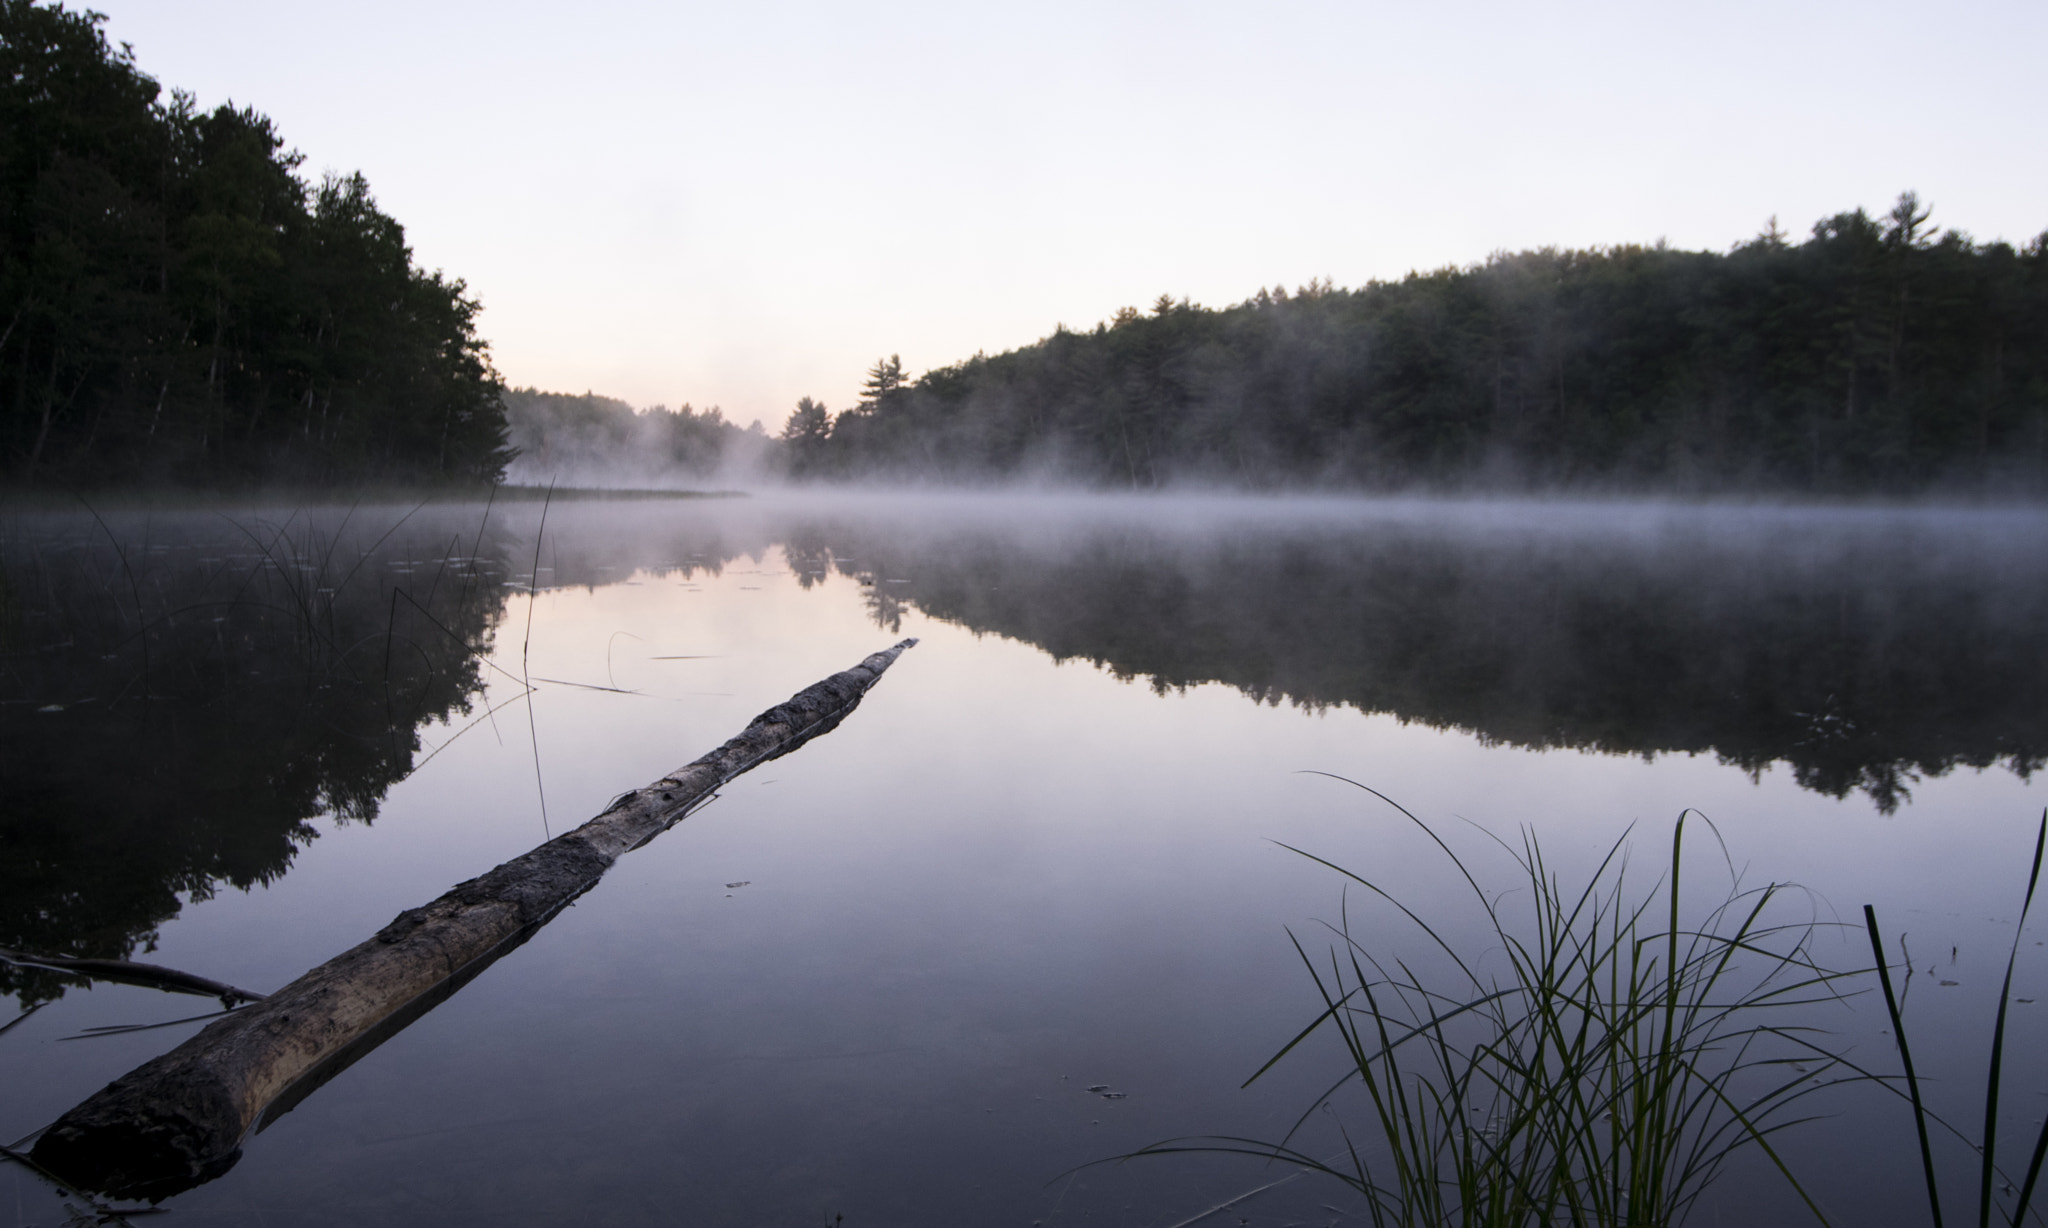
[798,198,2048,493]
[0,0,511,486]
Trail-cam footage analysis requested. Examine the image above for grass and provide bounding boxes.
[1133,787,2048,1228]
[1135,779,1853,1228]
[1861,811,2048,1228]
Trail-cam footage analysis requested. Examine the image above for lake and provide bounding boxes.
[4,492,2045,1227]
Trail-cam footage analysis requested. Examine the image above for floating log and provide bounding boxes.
[31,639,917,1201]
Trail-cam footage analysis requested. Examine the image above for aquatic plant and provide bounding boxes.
[1861,811,2048,1228]
[1137,780,1849,1228]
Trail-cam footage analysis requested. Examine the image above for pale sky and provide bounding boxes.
[89,0,2046,430]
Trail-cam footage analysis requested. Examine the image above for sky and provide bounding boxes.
[86,0,2048,431]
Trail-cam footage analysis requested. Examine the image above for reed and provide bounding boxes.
[1861,810,2048,1228]
[1137,779,1850,1228]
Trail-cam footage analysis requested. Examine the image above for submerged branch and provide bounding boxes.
[0,949,266,1008]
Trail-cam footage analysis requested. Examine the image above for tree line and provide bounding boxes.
[10,0,2041,496]
[0,1,511,487]
[788,198,2048,493]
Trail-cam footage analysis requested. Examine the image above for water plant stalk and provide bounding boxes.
[1862,811,2048,1228]
[1136,781,1849,1228]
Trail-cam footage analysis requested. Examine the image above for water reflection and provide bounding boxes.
[0,505,514,1003]
[772,504,2048,813]
[7,497,2039,1011]
[4,495,2041,1225]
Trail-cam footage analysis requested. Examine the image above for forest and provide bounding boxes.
[8,5,2046,495]
[795,202,2048,493]
[0,1,511,487]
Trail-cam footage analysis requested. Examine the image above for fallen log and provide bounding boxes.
[30,639,917,1201]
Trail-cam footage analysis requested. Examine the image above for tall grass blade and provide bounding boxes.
[522,479,556,836]
[1153,787,1839,1227]
[1865,904,1943,1228]
[1980,811,2047,1227]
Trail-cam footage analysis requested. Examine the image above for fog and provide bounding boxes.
[501,387,778,490]
[359,491,2048,813]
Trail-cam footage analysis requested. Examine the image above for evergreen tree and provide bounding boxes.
[0,0,511,486]
[793,195,2048,494]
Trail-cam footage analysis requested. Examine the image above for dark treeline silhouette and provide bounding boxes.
[792,200,2048,492]
[771,507,2048,810]
[0,2,511,487]
[502,387,771,487]
[0,505,517,1004]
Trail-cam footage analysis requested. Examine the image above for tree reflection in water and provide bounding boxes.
[6,499,2042,1008]
[0,505,516,1004]
[781,506,2048,815]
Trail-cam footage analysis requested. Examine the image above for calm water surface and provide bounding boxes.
[3,493,2045,1226]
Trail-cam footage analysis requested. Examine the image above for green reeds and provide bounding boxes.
[1141,781,1848,1228]
[1862,810,2048,1228]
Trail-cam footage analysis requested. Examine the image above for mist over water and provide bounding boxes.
[651,490,2048,808]
[500,388,777,490]
[2,491,2042,1225]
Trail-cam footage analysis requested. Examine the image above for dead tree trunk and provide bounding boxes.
[31,639,917,1200]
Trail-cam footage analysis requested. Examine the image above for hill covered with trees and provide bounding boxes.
[0,0,511,487]
[795,200,2048,493]
[11,0,2040,497]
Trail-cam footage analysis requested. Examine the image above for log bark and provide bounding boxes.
[31,639,918,1201]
